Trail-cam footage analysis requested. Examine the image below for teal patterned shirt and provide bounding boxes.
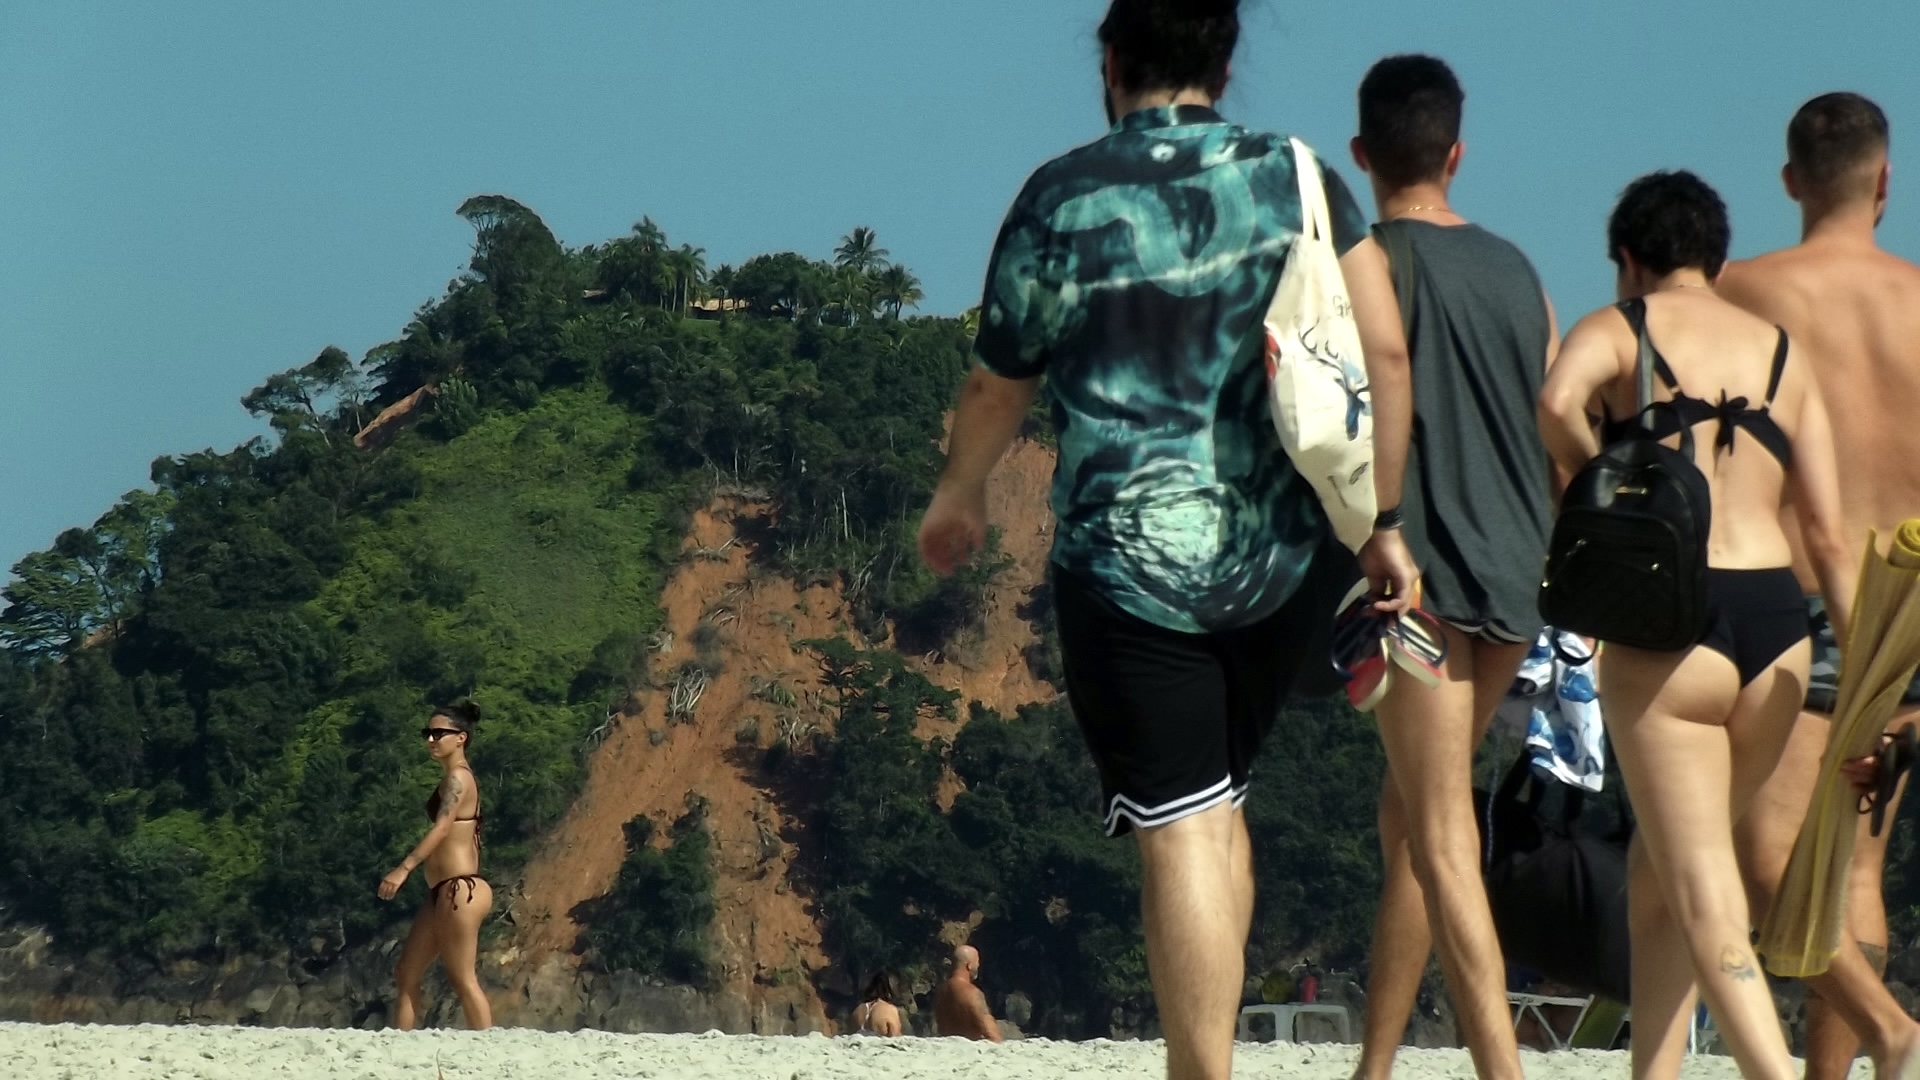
[975,105,1369,633]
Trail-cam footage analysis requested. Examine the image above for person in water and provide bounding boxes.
[1537,171,1853,1080]
[378,700,494,1030]
[854,971,905,1036]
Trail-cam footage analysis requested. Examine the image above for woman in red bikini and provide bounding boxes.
[377,700,493,1030]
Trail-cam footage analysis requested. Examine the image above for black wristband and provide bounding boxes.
[1374,506,1404,531]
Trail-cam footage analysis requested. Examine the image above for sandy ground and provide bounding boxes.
[0,1023,1784,1080]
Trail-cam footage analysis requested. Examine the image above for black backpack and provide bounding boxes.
[1539,299,1712,652]
[1476,751,1633,1003]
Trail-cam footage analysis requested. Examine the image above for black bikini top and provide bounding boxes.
[425,767,483,828]
[1601,297,1792,469]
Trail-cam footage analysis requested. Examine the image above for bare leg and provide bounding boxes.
[392,900,439,1032]
[1355,637,1519,1080]
[1135,801,1245,1080]
[1604,643,1802,1080]
[1372,630,1528,1080]
[1353,777,1432,1079]
[1625,835,1701,1080]
[437,880,496,1030]
[1739,707,1920,1079]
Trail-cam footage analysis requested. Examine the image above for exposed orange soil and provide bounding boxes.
[498,438,1058,1030]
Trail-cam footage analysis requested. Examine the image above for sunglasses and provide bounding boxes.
[421,727,464,742]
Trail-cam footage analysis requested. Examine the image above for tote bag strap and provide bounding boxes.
[1288,138,1332,247]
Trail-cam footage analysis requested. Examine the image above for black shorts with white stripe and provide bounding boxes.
[1052,553,1346,837]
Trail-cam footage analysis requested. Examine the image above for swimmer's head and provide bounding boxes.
[862,971,899,1004]
[1608,170,1731,291]
[952,944,981,978]
[1786,92,1890,217]
[1098,0,1239,114]
[1354,54,1465,189]
[425,700,480,758]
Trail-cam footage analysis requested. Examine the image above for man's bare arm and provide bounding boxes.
[966,986,1004,1043]
[1341,236,1411,512]
[941,368,1041,493]
[1786,356,1858,644]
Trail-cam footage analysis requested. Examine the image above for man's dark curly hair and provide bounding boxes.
[1099,0,1240,97]
[1607,170,1731,280]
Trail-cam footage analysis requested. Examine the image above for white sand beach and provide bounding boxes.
[0,1021,1834,1080]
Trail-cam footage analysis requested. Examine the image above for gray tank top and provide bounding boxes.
[1374,220,1553,642]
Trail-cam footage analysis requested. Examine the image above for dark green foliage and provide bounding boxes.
[1243,696,1390,967]
[576,805,716,985]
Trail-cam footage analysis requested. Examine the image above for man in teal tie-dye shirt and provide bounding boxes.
[917,3,1416,1077]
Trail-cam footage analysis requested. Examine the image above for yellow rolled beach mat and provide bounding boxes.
[1759,520,1920,977]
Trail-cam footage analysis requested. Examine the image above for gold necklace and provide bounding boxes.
[1400,205,1451,213]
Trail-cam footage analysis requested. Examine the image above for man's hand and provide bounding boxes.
[1841,753,1882,797]
[919,480,989,578]
[378,866,410,901]
[1358,528,1420,614]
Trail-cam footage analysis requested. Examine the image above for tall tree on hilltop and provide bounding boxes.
[876,266,924,320]
[834,227,889,275]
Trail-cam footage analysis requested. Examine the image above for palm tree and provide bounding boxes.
[834,227,890,274]
[709,264,737,309]
[876,265,924,320]
[676,244,708,313]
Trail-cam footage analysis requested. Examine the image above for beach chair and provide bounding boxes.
[1568,996,1630,1050]
[1507,991,1592,1051]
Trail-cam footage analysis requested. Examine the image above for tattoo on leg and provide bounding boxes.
[1860,941,1889,977]
[1720,945,1758,982]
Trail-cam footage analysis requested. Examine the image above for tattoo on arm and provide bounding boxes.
[1719,945,1759,982]
[1860,942,1889,977]
[437,774,466,825]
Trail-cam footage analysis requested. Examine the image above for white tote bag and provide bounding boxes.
[1263,138,1376,553]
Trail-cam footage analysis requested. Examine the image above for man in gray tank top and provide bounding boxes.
[1343,55,1559,1080]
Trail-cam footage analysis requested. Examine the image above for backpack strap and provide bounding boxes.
[1764,328,1789,404]
[1612,298,1697,458]
[1371,221,1417,338]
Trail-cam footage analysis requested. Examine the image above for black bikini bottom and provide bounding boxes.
[1697,568,1808,687]
[427,874,486,910]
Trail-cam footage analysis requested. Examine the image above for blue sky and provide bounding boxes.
[4,0,1917,575]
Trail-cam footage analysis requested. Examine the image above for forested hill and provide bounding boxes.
[0,196,1422,1036]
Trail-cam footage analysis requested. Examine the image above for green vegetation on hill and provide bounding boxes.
[577,803,716,986]
[0,197,970,963]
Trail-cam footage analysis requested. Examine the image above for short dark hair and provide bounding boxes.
[1788,92,1890,192]
[1607,171,1731,279]
[1098,0,1240,97]
[432,699,482,735]
[1357,55,1465,187]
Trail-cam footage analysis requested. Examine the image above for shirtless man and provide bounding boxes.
[1717,91,1920,1080]
[933,945,1003,1042]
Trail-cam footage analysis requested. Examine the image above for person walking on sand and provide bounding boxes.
[1341,54,1557,1080]
[1715,91,1920,1080]
[1538,170,1854,1080]
[934,946,1002,1042]
[378,700,494,1030]
[916,2,1418,1076]
[854,971,905,1037]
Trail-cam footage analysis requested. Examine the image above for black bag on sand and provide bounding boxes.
[1539,298,1712,652]
[1476,752,1633,1004]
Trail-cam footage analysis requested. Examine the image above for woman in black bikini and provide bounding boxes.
[377,700,493,1030]
[1539,172,1853,1080]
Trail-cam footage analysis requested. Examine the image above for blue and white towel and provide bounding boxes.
[1503,628,1606,792]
